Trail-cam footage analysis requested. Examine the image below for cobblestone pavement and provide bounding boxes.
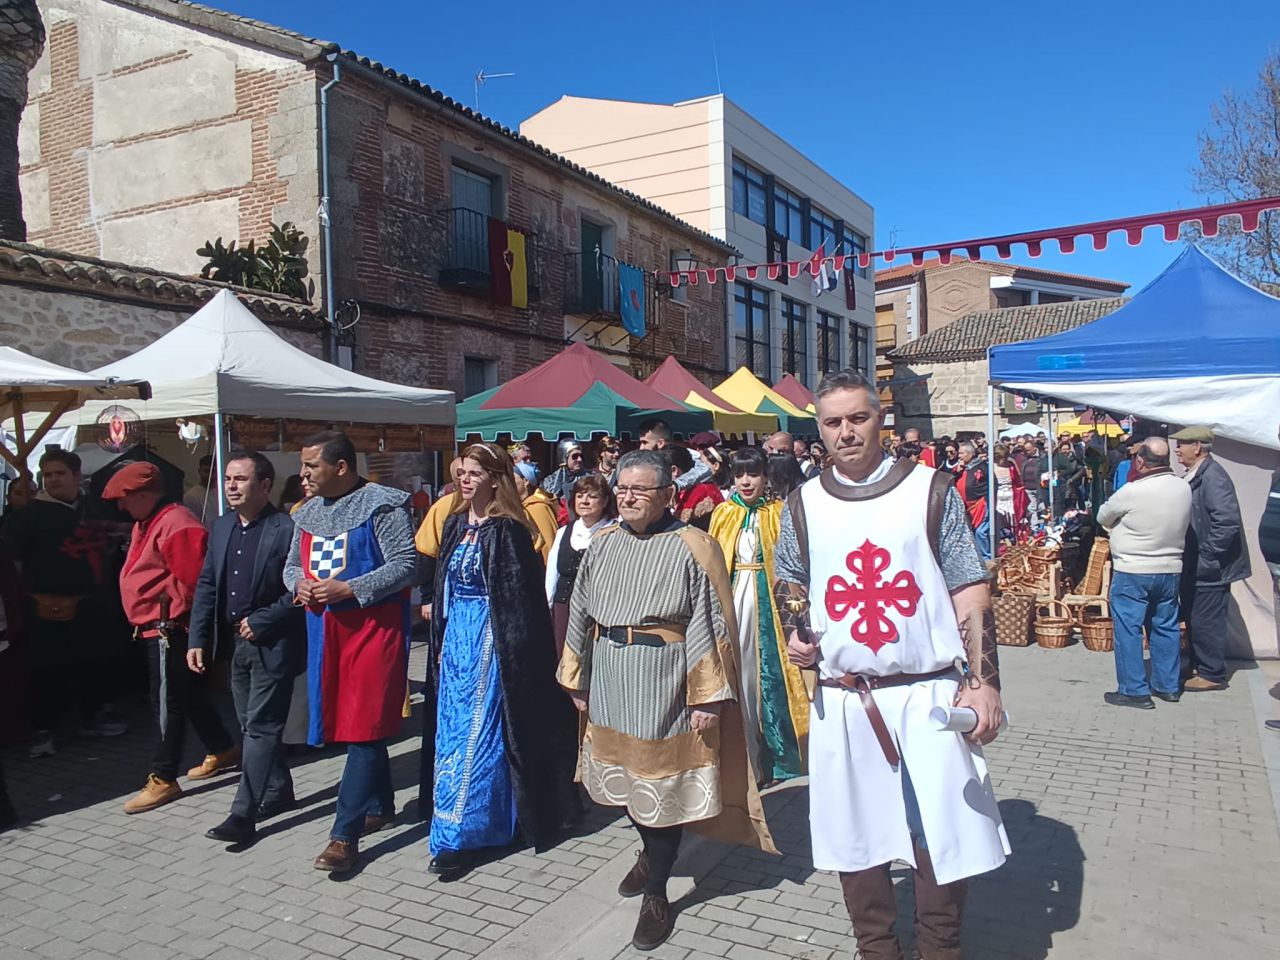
[2,640,1279,960]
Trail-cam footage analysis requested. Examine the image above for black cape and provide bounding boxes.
[417,513,580,849]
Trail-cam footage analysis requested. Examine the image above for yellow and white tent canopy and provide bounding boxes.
[713,368,815,430]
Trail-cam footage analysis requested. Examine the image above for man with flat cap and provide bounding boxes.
[1172,426,1251,692]
[104,461,237,814]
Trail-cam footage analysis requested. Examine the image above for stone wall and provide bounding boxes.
[0,282,321,370]
[20,0,319,277]
[892,358,1043,440]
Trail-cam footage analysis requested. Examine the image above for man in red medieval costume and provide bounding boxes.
[285,432,418,874]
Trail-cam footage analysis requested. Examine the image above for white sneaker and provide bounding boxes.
[28,731,56,758]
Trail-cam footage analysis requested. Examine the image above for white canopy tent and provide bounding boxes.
[0,346,149,479]
[24,290,454,512]
[66,290,454,426]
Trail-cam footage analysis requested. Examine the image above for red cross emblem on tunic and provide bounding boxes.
[825,539,923,654]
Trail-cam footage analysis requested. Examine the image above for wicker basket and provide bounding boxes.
[993,591,1036,646]
[1079,599,1114,653]
[1034,599,1074,649]
[996,555,1030,592]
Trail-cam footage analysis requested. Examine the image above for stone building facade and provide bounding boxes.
[0,240,322,370]
[889,297,1125,439]
[18,0,734,400]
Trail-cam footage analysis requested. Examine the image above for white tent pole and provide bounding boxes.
[987,386,997,558]
[214,411,228,517]
[1047,407,1056,521]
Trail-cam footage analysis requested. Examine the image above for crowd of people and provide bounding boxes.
[10,379,1274,954]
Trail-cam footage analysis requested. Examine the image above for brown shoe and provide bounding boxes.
[313,839,358,873]
[631,894,673,951]
[123,775,183,814]
[618,850,649,898]
[187,747,241,781]
[1184,676,1227,692]
[364,813,395,834]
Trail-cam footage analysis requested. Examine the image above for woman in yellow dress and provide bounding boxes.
[708,448,808,783]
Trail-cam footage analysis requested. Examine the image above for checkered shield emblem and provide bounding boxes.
[308,534,348,579]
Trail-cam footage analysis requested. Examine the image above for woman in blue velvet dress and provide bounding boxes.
[422,442,579,881]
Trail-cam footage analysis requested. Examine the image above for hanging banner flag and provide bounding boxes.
[506,227,528,309]
[844,267,857,311]
[767,231,788,284]
[809,245,840,298]
[488,218,512,306]
[618,261,646,338]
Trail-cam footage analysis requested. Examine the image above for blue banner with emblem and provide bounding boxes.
[618,262,646,338]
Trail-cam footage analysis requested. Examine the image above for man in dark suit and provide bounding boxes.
[187,451,304,845]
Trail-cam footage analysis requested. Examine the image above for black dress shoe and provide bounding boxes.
[1151,690,1182,703]
[632,894,674,951]
[205,815,256,844]
[255,797,298,821]
[427,849,473,882]
[1103,691,1155,710]
[1265,719,1280,732]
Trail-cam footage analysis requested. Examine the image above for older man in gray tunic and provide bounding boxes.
[558,450,774,952]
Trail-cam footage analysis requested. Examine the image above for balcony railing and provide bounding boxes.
[564,248,619,318]
[439,207,490,291]
[439,206,541,303]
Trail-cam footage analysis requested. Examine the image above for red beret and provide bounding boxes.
[690,431,722,448]
[102,461,163,499]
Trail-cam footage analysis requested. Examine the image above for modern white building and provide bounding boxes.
[522,95,875,386]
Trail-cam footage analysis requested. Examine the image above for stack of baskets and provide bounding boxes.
[991,546,1038,647]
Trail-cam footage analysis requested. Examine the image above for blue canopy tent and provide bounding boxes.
[989,245,1280,450]
[987,245,1280,658]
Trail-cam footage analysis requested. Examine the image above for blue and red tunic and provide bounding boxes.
[288,482,417,746]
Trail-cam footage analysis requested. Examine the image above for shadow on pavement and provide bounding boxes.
[669,781,815,914]
[964,798,1084,959]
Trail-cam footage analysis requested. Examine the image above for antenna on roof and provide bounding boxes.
[474,69,515,113]
[710,26,723,94]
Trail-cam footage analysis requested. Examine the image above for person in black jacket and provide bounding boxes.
[1172,427,1251,693]
[187,452,305,845]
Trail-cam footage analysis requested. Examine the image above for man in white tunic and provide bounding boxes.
[774,371,1009,960]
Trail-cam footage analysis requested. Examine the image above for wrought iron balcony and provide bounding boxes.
[438,207,541,303]
[563,249,619,318]
[439,206,490,292]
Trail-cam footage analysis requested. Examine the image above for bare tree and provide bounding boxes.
[1189,50,1280,290]
[0,0,45,241]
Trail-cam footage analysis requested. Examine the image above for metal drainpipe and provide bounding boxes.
[319,54,342,364]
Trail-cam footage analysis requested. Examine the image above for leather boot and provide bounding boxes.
[314,839,358,872]
[912,845,967,960]
[839,865,904,960]
[123,775,183,814]
[631,894,674,951]
[187,747,242,781]
[618,850,649,898]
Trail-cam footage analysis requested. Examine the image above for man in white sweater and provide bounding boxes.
[1096,438,1192,709]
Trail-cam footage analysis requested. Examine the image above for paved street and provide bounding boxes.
[2,640,1279,960]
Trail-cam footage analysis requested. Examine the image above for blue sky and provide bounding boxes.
[218,0,1277,291]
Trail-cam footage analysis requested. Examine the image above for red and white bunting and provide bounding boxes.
[657,196,1280,286]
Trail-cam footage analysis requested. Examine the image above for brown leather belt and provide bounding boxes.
[818,666,959,768]
[596,624,686,647]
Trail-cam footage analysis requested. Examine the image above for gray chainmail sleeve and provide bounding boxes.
[939,488,990,591]
[283,526,304,595]
[774,502,807,585]
[348,504,420,607]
